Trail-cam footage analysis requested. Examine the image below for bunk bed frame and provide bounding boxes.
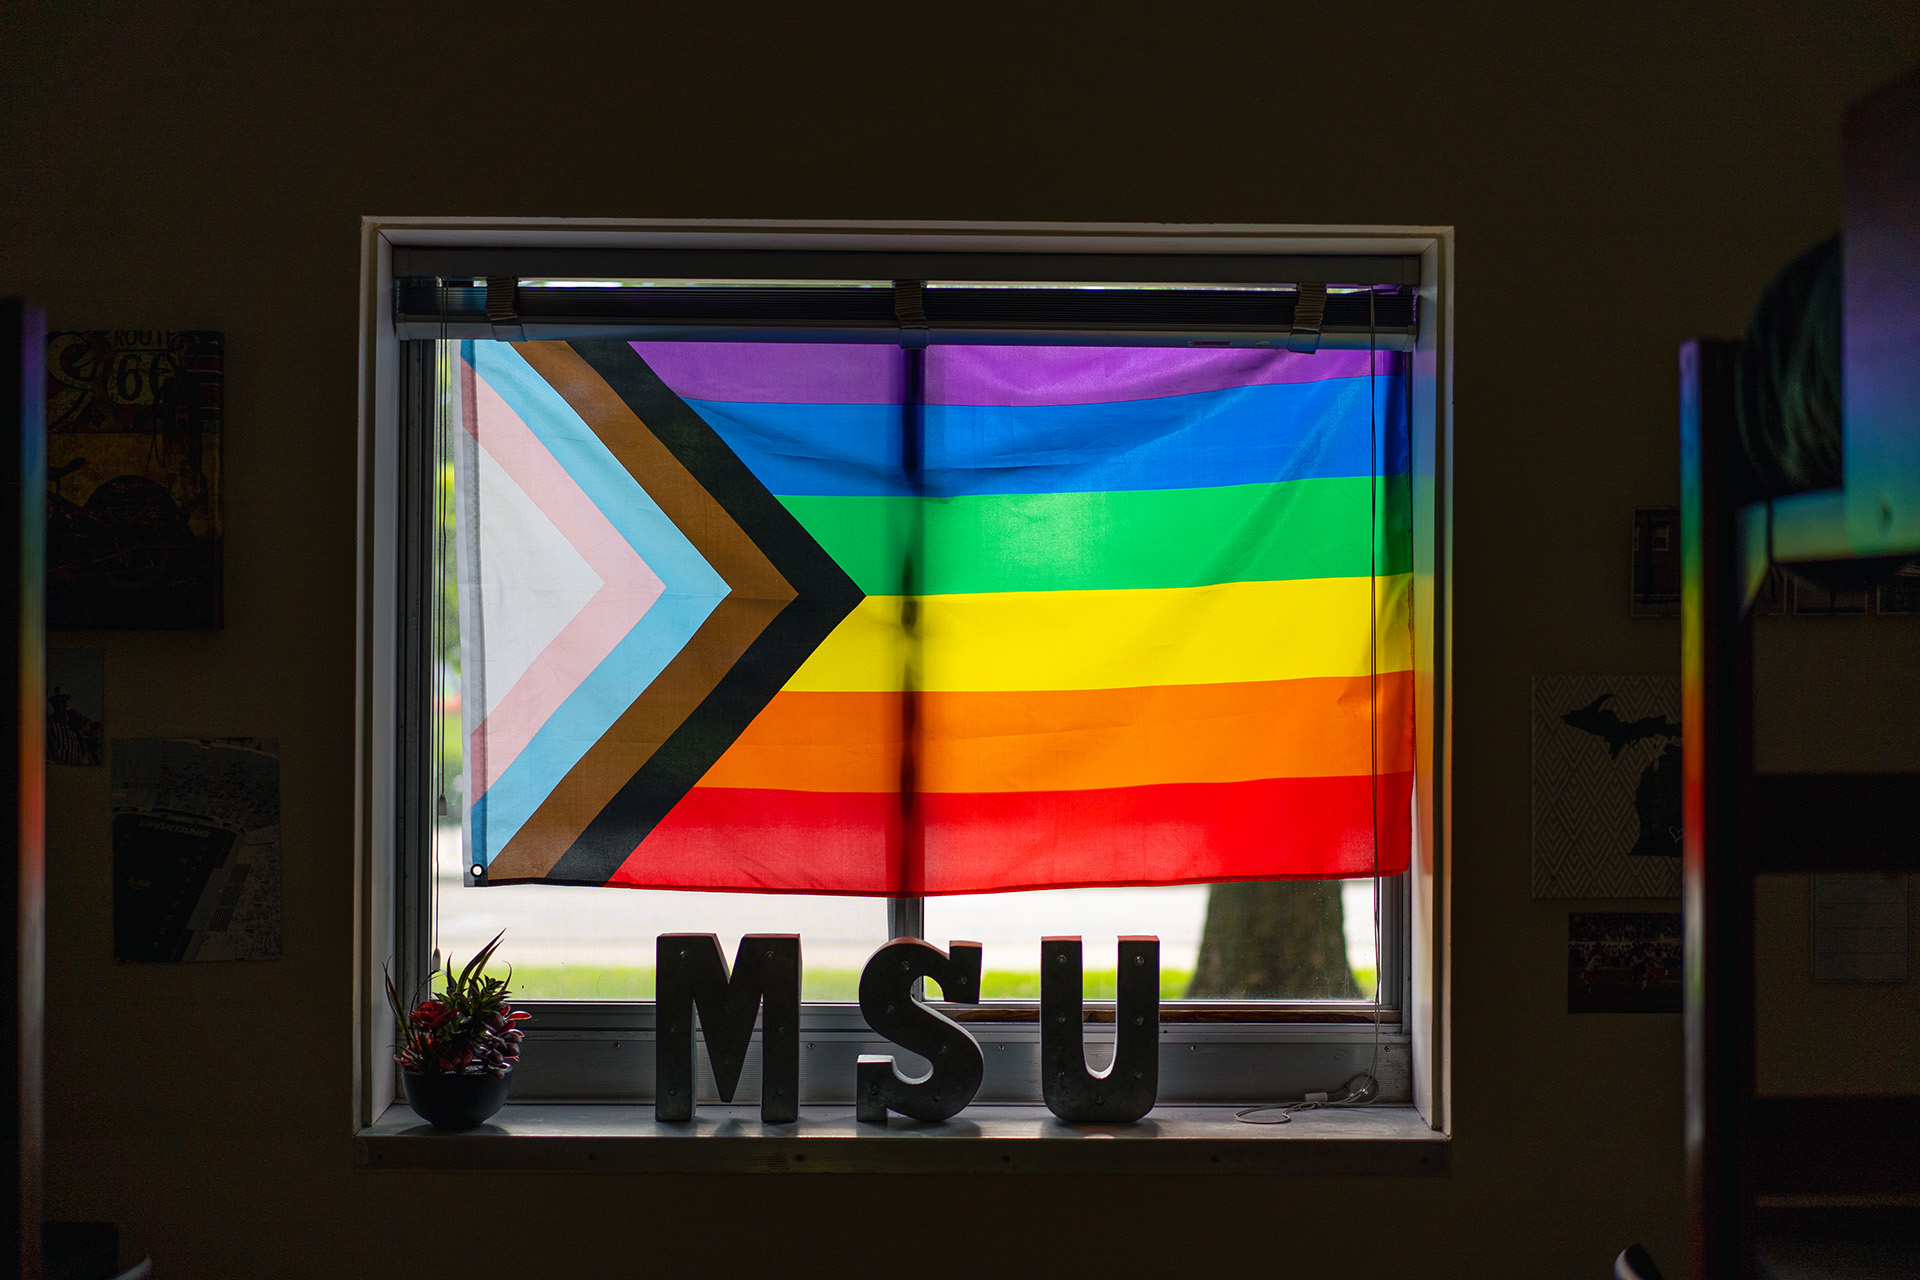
[3,301,46,1280]
[1682,63,1920,1279]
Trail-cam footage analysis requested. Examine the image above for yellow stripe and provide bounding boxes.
[783,575,1412,693]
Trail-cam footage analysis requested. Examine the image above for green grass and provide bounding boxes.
[490,965,1374,1003]
[970,970,1194,1000]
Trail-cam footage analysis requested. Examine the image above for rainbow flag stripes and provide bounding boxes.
[455,339,1412,895]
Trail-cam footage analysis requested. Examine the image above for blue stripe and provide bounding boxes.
[465,342,730,861]
[682,373,1408,498]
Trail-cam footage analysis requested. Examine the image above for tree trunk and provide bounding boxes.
[1185,881,1359,999]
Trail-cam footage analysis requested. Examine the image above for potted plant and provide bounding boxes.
[386,930,530,1129]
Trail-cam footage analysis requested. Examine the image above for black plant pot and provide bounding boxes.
[403,1069,512,1129]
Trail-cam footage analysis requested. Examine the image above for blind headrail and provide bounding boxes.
[394,276,1417,350]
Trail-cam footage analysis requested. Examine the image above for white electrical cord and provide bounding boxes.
[1234,1072,1381,1124]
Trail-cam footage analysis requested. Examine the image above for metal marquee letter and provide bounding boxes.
[1039,935,1160,1123]
[655,933,801,1124]
[855,938,984,1123]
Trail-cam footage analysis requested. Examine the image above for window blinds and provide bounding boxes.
[452,338,1412,895]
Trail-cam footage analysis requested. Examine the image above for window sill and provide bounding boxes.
[356,1102,1447,1175]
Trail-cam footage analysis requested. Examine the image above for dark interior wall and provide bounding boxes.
[4,3,1917,1275]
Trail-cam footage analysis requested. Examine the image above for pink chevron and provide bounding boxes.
[465,366,664,800]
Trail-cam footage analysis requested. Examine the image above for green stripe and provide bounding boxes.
[779,476,1412,596]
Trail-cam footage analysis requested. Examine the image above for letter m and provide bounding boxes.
[655,933,801,1124]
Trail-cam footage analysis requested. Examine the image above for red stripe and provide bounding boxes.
[605,773,1412,896]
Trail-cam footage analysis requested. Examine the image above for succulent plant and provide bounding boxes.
[386,930,530,1077]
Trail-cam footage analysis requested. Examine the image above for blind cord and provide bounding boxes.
[429,312,449,973]
[1238,303,1386,1125]
[1364,286,1382,1105]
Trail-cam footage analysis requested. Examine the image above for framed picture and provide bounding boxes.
[44,330,223,629]
[1630,507,1680,617]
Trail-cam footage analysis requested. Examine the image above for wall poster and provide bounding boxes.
[45,330,223,629]
[1532,674,1681,898]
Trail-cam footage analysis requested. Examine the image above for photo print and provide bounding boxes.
[1569,912,1682,1014]
[46,648,104,766]
[111,738,279,962]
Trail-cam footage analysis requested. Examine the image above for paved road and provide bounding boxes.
[432,827,1375,978]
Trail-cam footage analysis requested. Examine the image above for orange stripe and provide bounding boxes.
[693,673,1413,794]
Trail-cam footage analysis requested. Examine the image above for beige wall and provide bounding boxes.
[1751,621,1920,1095]
[6,4,1919,1276]
[1755,873,1920,1096]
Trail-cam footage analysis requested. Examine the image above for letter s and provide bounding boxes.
[855,938,983,1123]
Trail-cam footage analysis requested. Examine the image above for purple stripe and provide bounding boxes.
[930,346,1399,407]
[632,341,1398,407]
[633,342,904,405]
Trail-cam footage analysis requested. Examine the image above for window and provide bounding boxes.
[362,225,1448,1125]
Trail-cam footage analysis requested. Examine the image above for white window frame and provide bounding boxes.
[352,219,1452,1137]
